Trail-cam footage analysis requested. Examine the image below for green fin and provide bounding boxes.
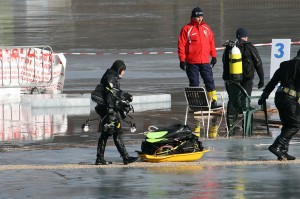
[146,138,167,143]
[146,131,168,139]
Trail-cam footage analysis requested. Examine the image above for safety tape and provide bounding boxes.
[62,51,176,56]
[61,41,300,56]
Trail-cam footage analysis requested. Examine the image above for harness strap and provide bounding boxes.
[277,86,300,98]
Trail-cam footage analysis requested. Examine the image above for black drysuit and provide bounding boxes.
[259,53,300,160]
[95,61,135,165]
[262,55,300,139]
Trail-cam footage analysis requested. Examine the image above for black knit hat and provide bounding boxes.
[191,7,203,18]
[236,28,248,39]
[111,60,126,74]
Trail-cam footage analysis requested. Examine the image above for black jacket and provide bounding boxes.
[222,41,264,81]
[100,68,121,109]
[263,55,300,96]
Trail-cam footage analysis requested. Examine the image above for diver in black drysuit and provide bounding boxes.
[95,60,139,165]
[258,49,300,161]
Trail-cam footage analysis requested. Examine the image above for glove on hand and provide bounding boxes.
[210,57,217,68]
[180,61,187,71]
[258,92,268,105]
[258,80,264,89]
[123,92,133,102]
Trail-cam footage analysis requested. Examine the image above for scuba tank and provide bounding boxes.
[229,43,243,81]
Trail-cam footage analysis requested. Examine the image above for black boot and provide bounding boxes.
[227,114,238,136]
[113,132,139,165]
[268,136,287,161]
[281,138,296,161]
[95,135,113,165]
[123,156,139,165]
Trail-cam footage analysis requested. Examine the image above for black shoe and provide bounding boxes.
[211,101,221,109]
[123,156,139,165]
[281,139,296,160]
[268,145,287,161]
[281,151,296,161]
[95,158,113,165]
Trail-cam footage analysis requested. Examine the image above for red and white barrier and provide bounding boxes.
[0,46,66,94]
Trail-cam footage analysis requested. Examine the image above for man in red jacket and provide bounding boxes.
[178,7,218,108]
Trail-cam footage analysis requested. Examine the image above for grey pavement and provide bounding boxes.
[1,138,300,199]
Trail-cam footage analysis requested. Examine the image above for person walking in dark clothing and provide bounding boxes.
[94,60,139,165]
[223,28,265,133]
[258,49,300,161]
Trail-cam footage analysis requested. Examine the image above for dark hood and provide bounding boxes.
[110,60,126,75]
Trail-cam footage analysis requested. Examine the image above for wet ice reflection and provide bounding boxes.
[0,94,171,144]
[0,103,59,143]
[0,95,89,143]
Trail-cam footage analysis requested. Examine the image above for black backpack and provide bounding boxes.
[239,44,255,80]
[91,84,105,105]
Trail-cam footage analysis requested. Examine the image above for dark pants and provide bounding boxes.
[97,127,129,158]
[186,63,215,92]
[275,92,300,139]
[225,81,245,134]
[240,79,253,96]
[226,79,253,133]
[95,104,129,160]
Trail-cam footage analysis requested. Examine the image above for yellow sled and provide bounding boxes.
[137,149,209,163]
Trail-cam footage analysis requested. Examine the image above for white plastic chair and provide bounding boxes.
[184,87,228,138]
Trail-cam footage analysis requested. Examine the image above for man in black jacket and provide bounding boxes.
[222,28,265,134]
[223,28,265,95]
[95,60,139,165]
[258,49,300,161]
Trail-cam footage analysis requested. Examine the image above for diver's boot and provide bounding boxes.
[227,114,238,136]
[268,136,287,161]
[95,158,112,165]
[114,133,139,165]
[280,138,295,161]
[123,156,139,165]
[95,135,112,165]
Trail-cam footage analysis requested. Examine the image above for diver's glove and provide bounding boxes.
[258,92,269,105]
[123,92,133,102]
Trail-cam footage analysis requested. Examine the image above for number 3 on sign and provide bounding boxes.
[274,43,284,58]
[270,39,291,78]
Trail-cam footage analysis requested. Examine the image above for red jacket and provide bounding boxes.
[178,19,217,64]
